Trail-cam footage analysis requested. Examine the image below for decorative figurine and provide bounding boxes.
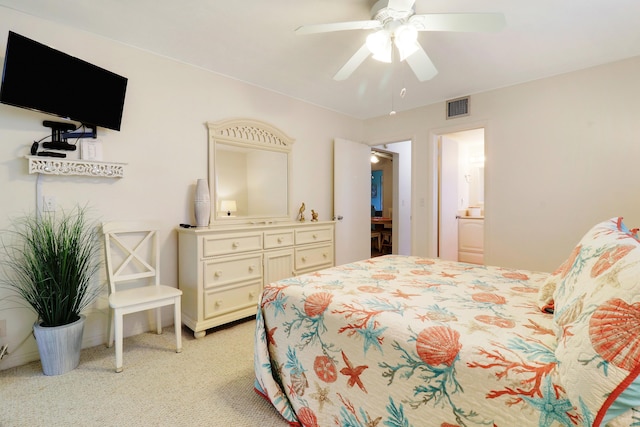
[311,210,318,222]
[297,202,306,222]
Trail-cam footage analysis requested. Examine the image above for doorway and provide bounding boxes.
[370,152,392,257]
[332,138,411,266]
[370,140,411,257]
[438,128,485,262]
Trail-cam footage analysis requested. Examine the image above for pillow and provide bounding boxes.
[603,378,640,424]
[554,217,640,426]
[537,272,557,313]
[537,247,580,313]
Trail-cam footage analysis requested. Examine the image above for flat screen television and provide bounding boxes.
[0,31,128,131]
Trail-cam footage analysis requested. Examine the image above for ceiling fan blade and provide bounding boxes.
[409,13,506,32]
[387,0,415,12]
[405,45,438,82]
[296,20,381,35]
[333,43,371,81]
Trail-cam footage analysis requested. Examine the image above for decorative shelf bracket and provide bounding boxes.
[26,156,126,178]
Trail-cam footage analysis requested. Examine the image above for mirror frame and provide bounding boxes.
[207,118,295,225]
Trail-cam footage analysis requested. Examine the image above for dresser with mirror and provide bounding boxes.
[177,118,335,338]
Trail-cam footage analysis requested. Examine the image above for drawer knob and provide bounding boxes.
[249,291,256,298]
[277,237,283,243]
[312,234,318,239]
[322,252,328,258]
[232,241,240,248]
[214,270,223,277]
[215,300,223,307]
[248,264,255,272]
[301,256,307,262]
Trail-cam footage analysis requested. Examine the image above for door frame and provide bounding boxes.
[369,139,412,256]
[429,121,489,259]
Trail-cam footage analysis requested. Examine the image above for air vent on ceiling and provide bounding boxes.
[446,96,470,119]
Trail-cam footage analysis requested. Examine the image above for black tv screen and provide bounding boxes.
[0,31,127,131]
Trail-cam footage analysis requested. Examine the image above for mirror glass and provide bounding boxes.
[208,119,294,224]
[215,143,288,219]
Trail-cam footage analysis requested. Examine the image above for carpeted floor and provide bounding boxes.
[0,318,288,427]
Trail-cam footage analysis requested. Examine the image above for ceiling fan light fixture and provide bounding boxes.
[366,30,392,63]
[394,24,419,61]
[372,49,392,63]
[394,24,417,45]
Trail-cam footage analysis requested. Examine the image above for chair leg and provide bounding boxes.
[106,307,114,348]
[174,298,183,353]
[114,310,124,373]
[155,308,162,335]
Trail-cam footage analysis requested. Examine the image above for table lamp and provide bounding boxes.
[220,200,237,217]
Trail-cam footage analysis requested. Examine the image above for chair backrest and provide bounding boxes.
[102,221,162,295]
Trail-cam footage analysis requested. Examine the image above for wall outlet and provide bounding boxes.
[43,195,56,212]
[0,319,6,337]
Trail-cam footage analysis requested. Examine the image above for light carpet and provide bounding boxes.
[0,318,288,427]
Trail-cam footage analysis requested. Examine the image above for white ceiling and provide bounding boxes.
[2,0,640,119]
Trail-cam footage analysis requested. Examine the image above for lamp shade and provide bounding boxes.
[220,200,237,216]
[366,30,392,63]
[394,24,419,61]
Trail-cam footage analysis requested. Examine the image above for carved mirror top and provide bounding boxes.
[208,118,294,153]
[207,118,295,225]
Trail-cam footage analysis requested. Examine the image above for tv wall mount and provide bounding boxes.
[41,120,97,151]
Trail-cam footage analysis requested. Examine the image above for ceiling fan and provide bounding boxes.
[296,0,506,82]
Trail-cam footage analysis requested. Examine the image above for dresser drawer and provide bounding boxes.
[295,227,333,245]
[295,243,333,271]
[202,232,262,257]
[179,222,335,338]
[203,281,261,319]
[204,254,262,288]
[264,230,294,249]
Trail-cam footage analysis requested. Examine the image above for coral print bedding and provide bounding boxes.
[254,218,640,427]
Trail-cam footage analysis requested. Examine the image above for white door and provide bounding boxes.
[334,138,370,265]
[439,136,459,260]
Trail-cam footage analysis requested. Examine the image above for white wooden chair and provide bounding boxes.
[102,221,182,373]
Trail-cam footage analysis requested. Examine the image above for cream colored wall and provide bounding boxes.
[0,9,362,369]
[3,6,640,370]
[364,55,640,272]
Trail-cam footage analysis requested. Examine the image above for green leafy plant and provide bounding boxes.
[1,206,102,327]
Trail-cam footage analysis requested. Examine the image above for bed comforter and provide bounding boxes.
[255,244,640,427]
[255,255,579,426]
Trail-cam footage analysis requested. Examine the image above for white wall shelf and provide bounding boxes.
[26,156,126,178]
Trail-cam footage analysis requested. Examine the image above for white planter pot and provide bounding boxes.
[33,315,85,376]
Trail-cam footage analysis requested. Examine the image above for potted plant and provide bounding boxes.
[1,205,101,375]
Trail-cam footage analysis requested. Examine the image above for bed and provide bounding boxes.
[254,217,640,426]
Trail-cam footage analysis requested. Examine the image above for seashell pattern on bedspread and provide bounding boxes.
[254,255,632,426]
[255,254,640,426]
